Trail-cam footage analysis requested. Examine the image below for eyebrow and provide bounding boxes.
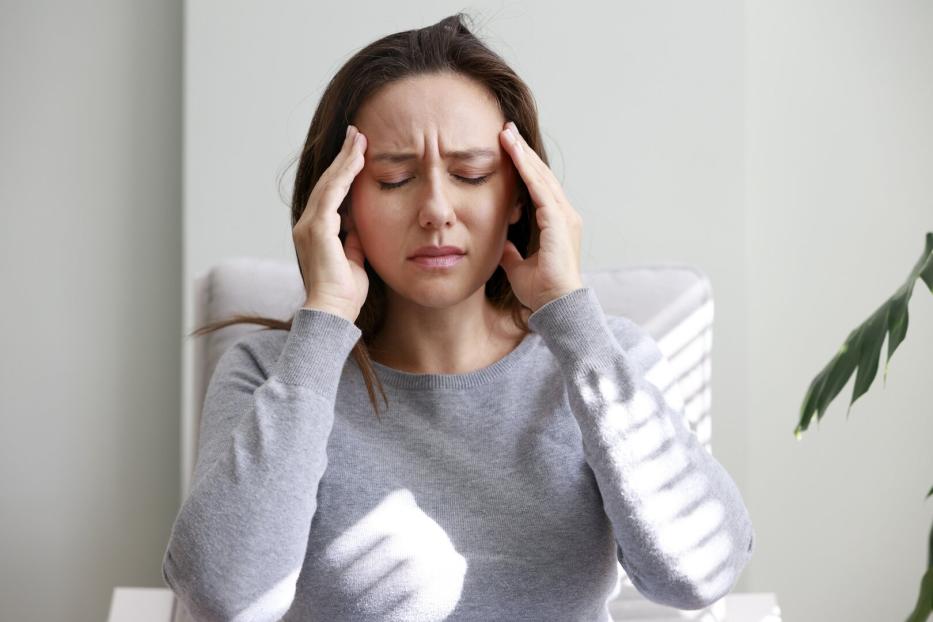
[369,147,498,164]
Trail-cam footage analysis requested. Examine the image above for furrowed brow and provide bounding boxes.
[370,148,497,163]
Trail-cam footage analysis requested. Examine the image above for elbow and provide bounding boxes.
[626,527,755,611]
[677,529,755,610]
[162,549,230,622]
[627,571,717,611]
[631,575,730,611]
[162,547,299,622]
[670,581,730,611]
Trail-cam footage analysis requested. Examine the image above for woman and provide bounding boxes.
[162,13,755,622]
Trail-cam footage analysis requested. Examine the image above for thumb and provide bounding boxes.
[499,239,523,275]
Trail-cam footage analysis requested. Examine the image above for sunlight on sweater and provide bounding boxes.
[230,566,301,622]
[580,369,745,607]
[324,488,468,621]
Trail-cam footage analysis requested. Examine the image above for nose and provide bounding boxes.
[417,170,457,230]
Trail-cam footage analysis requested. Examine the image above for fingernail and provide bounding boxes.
[346,125,354,138]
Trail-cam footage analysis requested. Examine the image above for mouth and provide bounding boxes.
[408,253,466,269]
[408,245,465,258]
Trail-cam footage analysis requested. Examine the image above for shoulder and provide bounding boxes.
[209,325,290,386]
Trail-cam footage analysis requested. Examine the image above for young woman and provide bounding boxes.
[162,13,755,622]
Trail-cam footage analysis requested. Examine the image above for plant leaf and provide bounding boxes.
[796,232,933,437]
[904,559,933,622]
[884,285,911,386]
[905,518,933,622]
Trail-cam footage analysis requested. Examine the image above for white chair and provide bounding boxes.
[109,256,781,622]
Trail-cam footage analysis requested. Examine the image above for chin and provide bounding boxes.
[403,286,468,309]
[386,276,479,309]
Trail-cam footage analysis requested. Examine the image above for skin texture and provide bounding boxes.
[346,71,584,374]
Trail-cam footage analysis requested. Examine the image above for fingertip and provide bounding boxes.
[500,125,521,151]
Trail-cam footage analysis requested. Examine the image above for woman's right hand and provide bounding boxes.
[293,125,369,323]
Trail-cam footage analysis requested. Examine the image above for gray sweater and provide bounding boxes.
[162,286,755,622]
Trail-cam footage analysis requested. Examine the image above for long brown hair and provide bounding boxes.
[192,13,548,419]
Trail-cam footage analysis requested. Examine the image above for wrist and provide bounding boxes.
[302,298,358,324]
[532,283,586,312]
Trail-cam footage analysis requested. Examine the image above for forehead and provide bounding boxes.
[354,72,504,151]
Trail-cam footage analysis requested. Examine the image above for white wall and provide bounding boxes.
[746,1,933,620]
[0,1,182,621]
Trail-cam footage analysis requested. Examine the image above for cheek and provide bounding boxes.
[347,186,396,254]
[348,184,378,229]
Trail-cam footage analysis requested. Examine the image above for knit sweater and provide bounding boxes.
[161,286,755,622]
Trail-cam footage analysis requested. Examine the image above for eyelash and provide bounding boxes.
[378,174,491,191]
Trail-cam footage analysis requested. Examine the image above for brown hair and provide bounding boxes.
[192,12,548,419]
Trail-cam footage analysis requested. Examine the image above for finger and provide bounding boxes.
[503,122,573,215]
[315,130,367,223]
[313,126,359,195]
[500,126,569,233]
[499,125,557,217]
[304,126,364,215]
[507,127,583,232]
[326,126,367,188]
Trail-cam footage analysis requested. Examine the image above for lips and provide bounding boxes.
[409,245,465,258]
[410,254,465,268]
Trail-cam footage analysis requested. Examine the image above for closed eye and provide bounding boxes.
[378,174,492,190]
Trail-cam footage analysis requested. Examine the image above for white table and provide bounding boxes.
[107,588,175,622]
[109,587,781,622]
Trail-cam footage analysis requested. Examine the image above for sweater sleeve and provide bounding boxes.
[161,308,362,622]
[527,286,755,611]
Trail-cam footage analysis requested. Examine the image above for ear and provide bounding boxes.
[340,201,354,234]
[508,200,521,225]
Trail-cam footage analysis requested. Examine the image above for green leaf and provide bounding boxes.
[929,515,933,568]
[796,232,933,437]
[904,563,933,622]
[904,519,933,622]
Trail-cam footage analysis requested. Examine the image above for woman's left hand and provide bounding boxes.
[498,120,585,313]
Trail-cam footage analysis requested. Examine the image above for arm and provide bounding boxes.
[527,287,755,610]
[161,308,361,622]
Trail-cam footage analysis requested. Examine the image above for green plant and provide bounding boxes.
[796,231,933,622]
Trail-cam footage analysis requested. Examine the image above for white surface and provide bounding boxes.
[107,588,175,622]
[724,593,783,622]
[607,592,781,622]
[110,588,780,622]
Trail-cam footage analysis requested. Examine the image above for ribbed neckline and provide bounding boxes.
[363,329,540,390]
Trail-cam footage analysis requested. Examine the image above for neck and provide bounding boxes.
[367,289,527,374]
